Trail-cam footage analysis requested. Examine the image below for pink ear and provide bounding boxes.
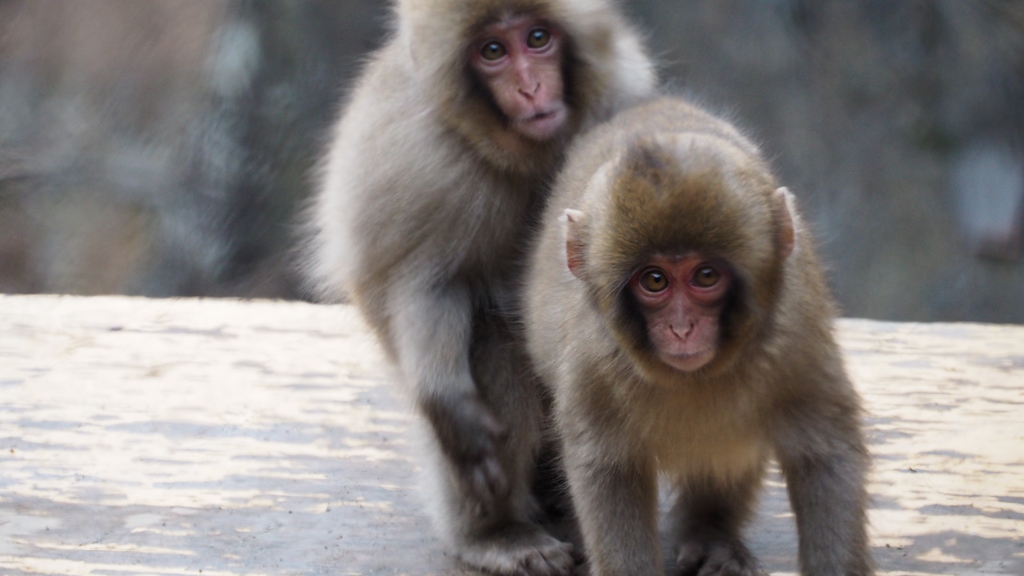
[562,209,586,278]
[774,187,796,259]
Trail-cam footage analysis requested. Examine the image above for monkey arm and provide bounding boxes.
[771,393,873,576]
[390,280,511,511]
[565,453,661,576]
[557,394,662,576]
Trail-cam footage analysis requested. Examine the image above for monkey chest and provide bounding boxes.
[643,397,769,476]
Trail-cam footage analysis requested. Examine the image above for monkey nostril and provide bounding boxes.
[520,83,540,98]
[676,322,697,340]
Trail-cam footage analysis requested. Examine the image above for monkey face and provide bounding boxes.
[469,16,569,141]
[627,253,731,372]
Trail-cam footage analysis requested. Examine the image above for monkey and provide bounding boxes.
[524,96,873,576]
[305,1,656,574]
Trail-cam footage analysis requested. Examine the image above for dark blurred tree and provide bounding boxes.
[1,1,1021,322]
[627,0,1024,322]
[0,0,389,298]
[147,1,389,297]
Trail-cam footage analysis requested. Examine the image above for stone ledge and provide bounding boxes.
[1,295,1021,575]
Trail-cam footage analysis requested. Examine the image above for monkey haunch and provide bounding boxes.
[525,97,873,576]
[307,1,655,574]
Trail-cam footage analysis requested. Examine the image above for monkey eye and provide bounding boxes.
[692,265,721,288]
[639,268,669,293]
[526,27,551,49]
[480,41,507,61]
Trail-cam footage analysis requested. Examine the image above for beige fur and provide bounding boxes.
[525,97,873,576]
[305,2,657,574]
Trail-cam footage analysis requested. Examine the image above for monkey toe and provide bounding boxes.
[458,522,576,576]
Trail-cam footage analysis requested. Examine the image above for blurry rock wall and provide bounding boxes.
[0,0,386,297]
[0,0,1021,322]
[628,0,1024,322]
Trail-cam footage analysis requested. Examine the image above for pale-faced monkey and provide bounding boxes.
[307,1,656,574]
[525,97,873,576]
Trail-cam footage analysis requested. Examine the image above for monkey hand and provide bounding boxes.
[423,391,511,517]
[676,539,761,576]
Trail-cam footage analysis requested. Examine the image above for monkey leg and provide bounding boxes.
[671,468,764,576]
[437,313,576,576]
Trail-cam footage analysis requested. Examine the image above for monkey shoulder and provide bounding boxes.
[330,53,531,225]
[772,236,842,340]
[526,251,619,388]
[333,60,444,181]
[756,264,860,430]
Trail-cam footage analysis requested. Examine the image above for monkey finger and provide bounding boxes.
[676,541,707,575]
[695,543,759,576]
[476,406,509,441]
[535,541,576,575]
[483,455,511,499]
[523,555,557,576]
[515,550,562,576]
[469,467,497,517]
[696,558,754,576]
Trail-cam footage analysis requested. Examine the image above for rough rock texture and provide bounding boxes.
[1,295,1022,575]
[0,1,384,298]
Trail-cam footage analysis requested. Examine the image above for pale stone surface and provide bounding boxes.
[0,295,1021,575]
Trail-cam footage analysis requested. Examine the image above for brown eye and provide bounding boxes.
[640,268,669,292]
[526,28,551,49]
[481,41,507,61]
[692,265,720,288]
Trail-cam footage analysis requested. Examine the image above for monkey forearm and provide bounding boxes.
[780,448,872,576]
[566,452,661,576]
[390,280,511,509]
[392,282,475,394]
[390,281,498,433]
[392,283,483,433]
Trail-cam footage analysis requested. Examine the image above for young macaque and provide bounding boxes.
[525,97,873,576]
[306,1,656,574]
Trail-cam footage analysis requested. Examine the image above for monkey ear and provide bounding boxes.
[561,209,587,278]
[774,187,797,260]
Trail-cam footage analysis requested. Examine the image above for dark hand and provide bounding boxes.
[422,391,510,517]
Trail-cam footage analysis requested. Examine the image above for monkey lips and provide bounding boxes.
[513,105,568,141]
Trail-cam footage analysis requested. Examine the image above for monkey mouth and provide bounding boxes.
[659,349,715,372]
[527,110,558,122]
[514,106,567,141]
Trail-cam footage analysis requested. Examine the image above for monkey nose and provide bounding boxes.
[670,322,695,341]
[519,82,541,98]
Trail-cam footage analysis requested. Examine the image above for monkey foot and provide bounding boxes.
[675,539,762,576]
[458,522,577,576]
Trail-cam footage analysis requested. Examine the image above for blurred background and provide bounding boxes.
[0,0,1021,323]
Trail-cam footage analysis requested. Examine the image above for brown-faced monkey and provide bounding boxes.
[306,1,656,574]
[525,97,873,576]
